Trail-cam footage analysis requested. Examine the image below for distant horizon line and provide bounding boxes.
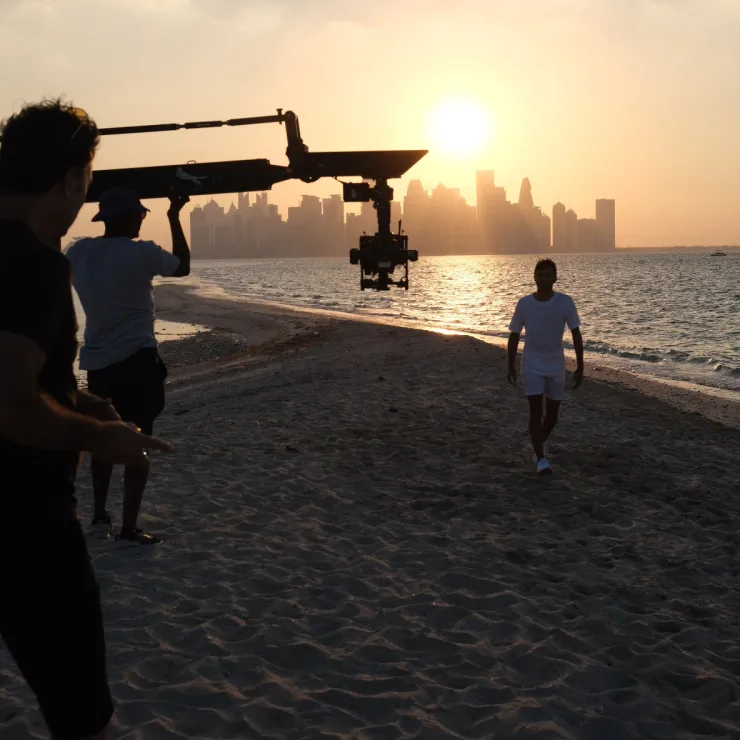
[186,245,739,260]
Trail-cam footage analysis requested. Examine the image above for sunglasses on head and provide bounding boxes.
[69,106,91,142]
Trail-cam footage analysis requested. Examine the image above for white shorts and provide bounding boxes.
[523,370,566,401]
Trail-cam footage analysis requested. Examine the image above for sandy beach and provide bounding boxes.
[2,284,740,740]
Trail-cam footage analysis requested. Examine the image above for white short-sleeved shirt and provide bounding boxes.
[65,237,181,371]
[508,292,581,375]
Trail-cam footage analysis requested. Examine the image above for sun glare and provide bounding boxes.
[427,98,492,159]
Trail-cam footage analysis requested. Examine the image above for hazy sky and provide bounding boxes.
[2,0,739,247]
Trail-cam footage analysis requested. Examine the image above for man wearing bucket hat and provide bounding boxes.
[66,186,190,545]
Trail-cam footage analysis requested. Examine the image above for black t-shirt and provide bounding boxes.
[0,219,80,518]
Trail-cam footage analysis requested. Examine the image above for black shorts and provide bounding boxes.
[87,347,168,435]
[0,520,114,739]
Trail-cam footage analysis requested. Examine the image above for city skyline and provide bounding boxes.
[188,171,616,259]
[3,1,739,248]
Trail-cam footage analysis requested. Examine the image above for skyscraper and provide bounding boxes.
[322,194,345,256]
[595,199,616,251]
[565,209,578,252]
[552,202,566,253]
[518,178,534,209]
[533,207,552,252]
[577,218,597,253]
[475,171,499,253]
[322,194,344,226]
[189,205,209,257]
[476,170,496,225]
[403,180,431,247]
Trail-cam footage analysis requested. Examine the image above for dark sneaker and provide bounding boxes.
[115,528,161,546]
[90,511,113,539]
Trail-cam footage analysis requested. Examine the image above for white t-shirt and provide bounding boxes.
[508,292,581,375]
[65,237,181,371]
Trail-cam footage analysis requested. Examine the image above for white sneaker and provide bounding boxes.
[536,458,553,476]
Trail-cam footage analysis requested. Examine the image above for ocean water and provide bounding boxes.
[186,253,740,393]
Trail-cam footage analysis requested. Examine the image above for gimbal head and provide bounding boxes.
[345,179,418,290]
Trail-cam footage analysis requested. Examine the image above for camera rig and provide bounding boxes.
[85,110,427,290]
[343,180,417,290]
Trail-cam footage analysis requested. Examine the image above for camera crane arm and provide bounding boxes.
[83,109,427,291]
[99,110,290,137]
[86,109,425,200]
[87,109,315,200]
[98,109,311,176]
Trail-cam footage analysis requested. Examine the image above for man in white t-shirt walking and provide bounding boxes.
[507,259,584,475]
[66,186,190,544]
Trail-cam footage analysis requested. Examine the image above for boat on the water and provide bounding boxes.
[710,250,727,256]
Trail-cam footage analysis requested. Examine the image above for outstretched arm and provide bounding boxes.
[572,327,584,388]
[507,332,520,386]
[167,194,191,277]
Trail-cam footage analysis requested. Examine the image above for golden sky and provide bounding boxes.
[2,0,739,248]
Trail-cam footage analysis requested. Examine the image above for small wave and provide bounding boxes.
[712,363,740,377]
[585,340,663,363]
[362,310,399,318]
[616,350,663,363]
[474,328,511,341]
[583,339,740,374]
[667,349,691,361]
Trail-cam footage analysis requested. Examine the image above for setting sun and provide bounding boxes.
[427,98,493,159]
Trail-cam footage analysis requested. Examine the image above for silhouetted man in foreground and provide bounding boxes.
[66,186,190,545]
[507,258,584,475]
[0,100,171,739]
